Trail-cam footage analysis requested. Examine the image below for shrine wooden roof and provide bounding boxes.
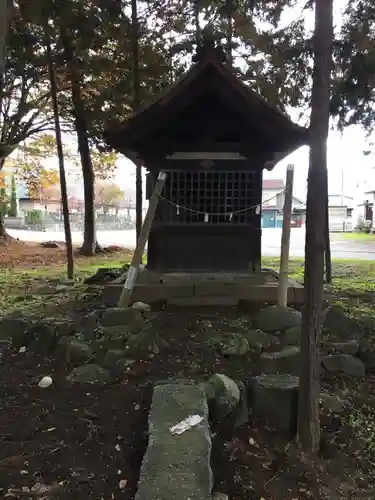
[104,37,309,167]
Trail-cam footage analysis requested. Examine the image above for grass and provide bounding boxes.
[0,251,132,317]
[340,232,375,241]
[262,257,375,292]
[2,253,375,319]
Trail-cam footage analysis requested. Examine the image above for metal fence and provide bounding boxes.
[5,214,136,232]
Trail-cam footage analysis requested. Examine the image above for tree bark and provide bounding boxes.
[0,156,9,240]
[45,25,74,279]
[0,0,12,79]
[297,0,333,453]
[131,0,142,241]
[0,0,12,241]
[61,30,96,256]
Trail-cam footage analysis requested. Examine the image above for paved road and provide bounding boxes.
[7,228,375,261]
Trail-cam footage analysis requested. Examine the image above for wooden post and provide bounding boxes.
[118,171,167,309]
[277,164,294,308]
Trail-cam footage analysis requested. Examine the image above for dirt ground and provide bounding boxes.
[0,238,131,269]
[0,304,374,499]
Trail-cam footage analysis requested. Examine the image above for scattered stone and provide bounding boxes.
[258,346,300,375]
[79,311,101,341]
[25,323,58,353]
[358,346,375,373]
[230,380,249,429]
[320,393,347,414]
[114,358,136,374]
[57,338,94,364]
[283,326,301,346]
[244,329,277,350]
[323,305,362,338]
[251,374,299,434]
[84,267,125,285]
[93,331,132,356]
[103,349,126,368]
[0,318,29,346]
[125,329,169,355]
[213,493,229,500]
[101,307,143,328]
[203,374,241,424]
[256,306,302,333]
[66,364,112,384]
[102,325,133,338]
[135,382,212,500]
[322,354,365,377]
[325,340,360,355]
[132,301,151,313]
[221,334,249,356]
[38,376,53,388]
[40,241,60,248]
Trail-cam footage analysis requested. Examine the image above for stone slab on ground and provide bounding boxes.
[135,382,212,500]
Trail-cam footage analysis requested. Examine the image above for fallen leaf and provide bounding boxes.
[0,455,25,469]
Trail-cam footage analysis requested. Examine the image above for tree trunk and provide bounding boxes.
[61,30,97,256]
[0,0,12,241]
[0,156,9,241]
[131,0,142,241]
[0,0,12,79]
[45,25,74,279]
[297,0,333,453]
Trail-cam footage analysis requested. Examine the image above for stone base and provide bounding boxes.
[102,271,305,308]
[251,374,299,434]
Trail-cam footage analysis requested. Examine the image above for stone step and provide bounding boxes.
[167,296,239,307]
[135,382,213,500]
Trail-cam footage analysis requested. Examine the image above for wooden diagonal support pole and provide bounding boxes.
[118,171,167,309]
[277,163,295,308]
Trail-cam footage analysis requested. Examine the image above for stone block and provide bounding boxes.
[101,307,142,327]
[258,346,300,375]
[194,283,238,297]
[256,306,302,333]
[322,354,365,377]
[135,382,212,500]
[251,374,299,434]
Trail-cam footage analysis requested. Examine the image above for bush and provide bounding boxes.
[25,209,43,226]
[0,188,9,218]
[357,219,373,233]
[8,175,18,217]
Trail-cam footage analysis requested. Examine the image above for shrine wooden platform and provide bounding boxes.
[102,270,304,307]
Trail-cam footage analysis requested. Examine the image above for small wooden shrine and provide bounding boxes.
[104,31,308,273]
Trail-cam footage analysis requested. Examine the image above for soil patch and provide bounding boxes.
[0,346,150,499]
[0,240,132,269]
